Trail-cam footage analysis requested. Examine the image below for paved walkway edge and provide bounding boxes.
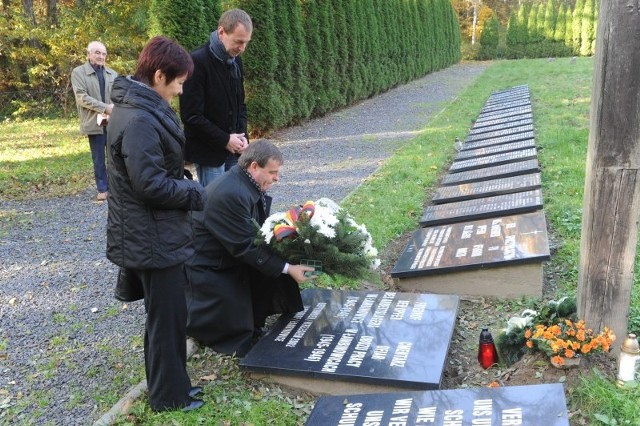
[92,338,201,425]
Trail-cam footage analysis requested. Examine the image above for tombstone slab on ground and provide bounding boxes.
[305,383,569,426]
[481,99,531,114]
[462,132,535,151]
[476,105,532,121]
[471,112,533,130]
[449,148,537,173]
[466,124,534,143]
[240,289,459,395]
[432,173,541,204]
[393,212,549,297]
[455,139,535,160]
[468,117,533,136]
[440,159,540,186]
[420,189,543,227]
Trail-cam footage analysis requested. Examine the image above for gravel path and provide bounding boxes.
[0,62,488,424]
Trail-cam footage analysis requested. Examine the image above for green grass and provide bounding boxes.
[0,118,93,200]
[2,57,640,424]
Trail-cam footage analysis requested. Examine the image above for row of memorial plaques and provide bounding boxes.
[305,383,569,426]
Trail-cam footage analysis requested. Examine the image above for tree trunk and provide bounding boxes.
[578,0,640,355]
[47,0,57,25]
[471,1,478,44]
[21,0,35,25]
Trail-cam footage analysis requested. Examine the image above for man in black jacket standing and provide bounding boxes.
[180,8,252,187]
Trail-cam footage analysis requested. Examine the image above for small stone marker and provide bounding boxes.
[432,173,541,204]
[420,189,543,227]
[440,159,540,186]
[455,139,536,160]
[304,383,569,426]
[462,132,535,151]
[466,124,534,143]
[240,288,460,394]
[449,148,537,173]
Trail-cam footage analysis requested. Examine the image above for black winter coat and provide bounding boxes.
[179,45,247,167]
[106,76,206,269]
[185,166,302,356]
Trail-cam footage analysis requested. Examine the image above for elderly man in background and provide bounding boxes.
[71,41,117,201]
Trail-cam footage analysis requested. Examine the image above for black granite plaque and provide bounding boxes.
[392,211,549,277]
[476,105,532,120]
[449,148,537,173]
[487,89,529,100]
[481,99,531,114]
[240,289,459,390]
[466,124,534,143]
[419,189,543,226]
[484,95,530,107]
[472,112,533,130]
[468,117,533,136]
[432,173,541,204]
[456,139,535,161]
[490,85,529,97]
[441,159,540,186]
[462,133,535,151]
[305,383,569,426]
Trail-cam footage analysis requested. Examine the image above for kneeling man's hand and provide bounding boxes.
[288,265,316,284]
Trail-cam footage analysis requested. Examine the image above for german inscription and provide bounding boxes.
[392,211,550,277]
[240,289,460,390]
[419,189,543,226]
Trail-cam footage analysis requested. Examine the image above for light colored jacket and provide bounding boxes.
[71,61,117,135]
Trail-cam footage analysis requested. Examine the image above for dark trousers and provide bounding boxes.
[88,133,108,192]
[139,264,191,411]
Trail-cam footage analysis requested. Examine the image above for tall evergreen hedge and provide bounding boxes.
[478,14,499,60]
[479,0,599,61]
[240,0,460,134]
[148,0,208,50]
[167,0,460,134]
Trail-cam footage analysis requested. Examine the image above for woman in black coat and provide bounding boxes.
[106,36,206,412]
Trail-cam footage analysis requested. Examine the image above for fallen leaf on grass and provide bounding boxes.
[199,373,218,381]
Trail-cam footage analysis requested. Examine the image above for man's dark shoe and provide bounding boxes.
[182,398,204,412]
[189,386,203,398]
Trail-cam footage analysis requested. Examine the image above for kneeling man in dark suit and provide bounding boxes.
[184,140,314,356]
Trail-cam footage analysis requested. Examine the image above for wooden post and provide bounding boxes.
[578,1,640,353]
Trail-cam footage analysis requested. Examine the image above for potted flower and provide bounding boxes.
[525,319,616,368]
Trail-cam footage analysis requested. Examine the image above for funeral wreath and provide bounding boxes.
[255,198,380,278]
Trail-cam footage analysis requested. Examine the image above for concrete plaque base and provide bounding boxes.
[396,262,543,298]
